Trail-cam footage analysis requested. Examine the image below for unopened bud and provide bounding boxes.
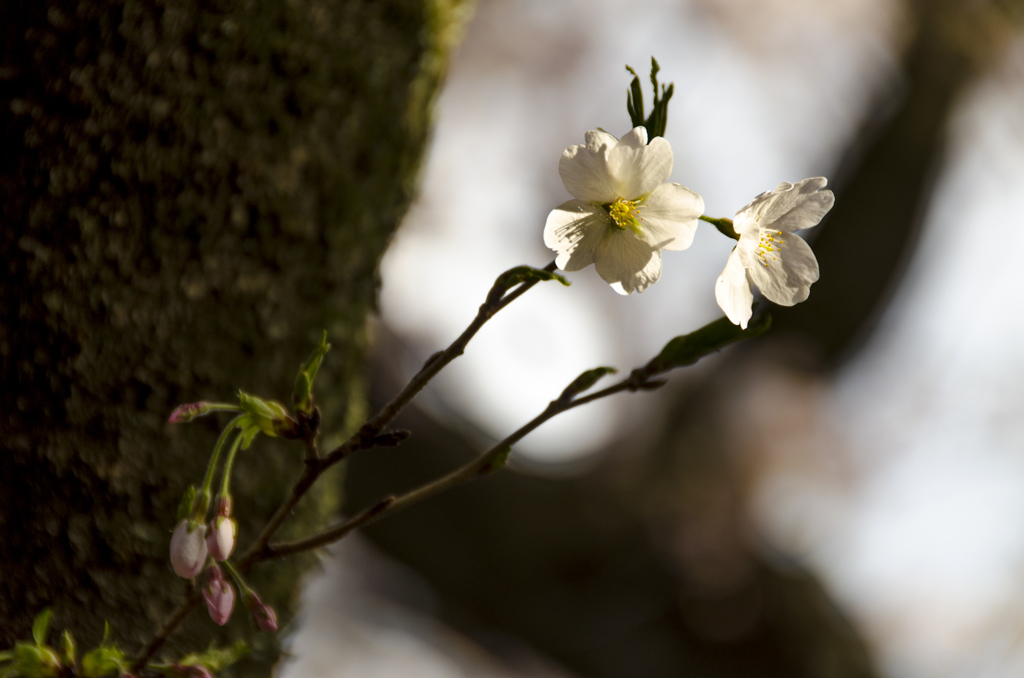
[170,520,208,578]
[168,402,212,424]
[203,565,235,626]
[207,515,237,562]
[244,591,278,632]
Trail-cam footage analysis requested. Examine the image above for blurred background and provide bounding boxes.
[278,0,1024,677]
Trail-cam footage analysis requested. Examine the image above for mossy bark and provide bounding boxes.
[0,0,472,670]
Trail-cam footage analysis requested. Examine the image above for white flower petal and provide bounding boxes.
[733,212,761,240]
[638,183,704,251]
[608,128,673,199]
[716,249,754,329]
[741,177,834,233]
[559,132,618,203]
[594,229,661,295]
[747,232,819,306]
[585,129,619,152]
[544,200,611,271]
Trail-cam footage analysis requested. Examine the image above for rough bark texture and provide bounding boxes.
[0,0,472,670]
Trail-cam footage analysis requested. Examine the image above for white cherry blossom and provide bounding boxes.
[715,177,835,329]
[544,127,704,295]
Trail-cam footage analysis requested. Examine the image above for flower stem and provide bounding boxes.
[218,430,245,498]
[699,214,739,240]
[194,415,245,516]
[221,560,251,597]
[199,403,243,413]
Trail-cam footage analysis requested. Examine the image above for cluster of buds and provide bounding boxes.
[166,335,329,634]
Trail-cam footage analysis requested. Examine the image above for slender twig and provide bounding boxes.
[132,261,558,671]
[321,260,558,467]
[133,589,202,672]
[259,365,664,562]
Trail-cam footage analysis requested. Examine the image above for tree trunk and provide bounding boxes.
[0,0,472,670]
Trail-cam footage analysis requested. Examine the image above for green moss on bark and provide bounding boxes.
[0,0,473,670]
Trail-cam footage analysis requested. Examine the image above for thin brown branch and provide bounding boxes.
[257,351,683,561]
[131,589,202,673]
[321,261,558,467]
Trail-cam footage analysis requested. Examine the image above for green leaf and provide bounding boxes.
[557,366,618,403]
[80,645,125,678]
[60,631,75,668]
[0,651,13,664]
[9,642,59,678]
[485,266,569,306]
[178,640,248,672]
[624,57,674,140]
[646,314,771,374]
[31,610,51,648]
[293,332,331,413]
[625,65,644,129]
[293,372,312,410]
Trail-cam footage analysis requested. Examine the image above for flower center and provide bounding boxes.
[608,198,644,236]
[755,229,783,267]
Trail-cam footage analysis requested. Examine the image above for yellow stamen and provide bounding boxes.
[608,198,644,237]
[756,228,784,268]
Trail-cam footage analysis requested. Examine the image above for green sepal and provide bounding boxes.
[31,610,51,648]
[557,366,618,404]
[700,215,740,240]
[625,57,674,140]
[486,266,570,306]
[177,485,197,523]
[178,640,248,673]
[646,313,771,374]
[60,631,75,668]
[240,424,261,450]
[237,391,296,437]
[293,331,331,413]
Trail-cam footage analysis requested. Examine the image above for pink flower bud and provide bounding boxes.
[167,402,211,424]
[203,565,235,626]
[244,592,278,632]
[206,516,237,561]
[170,520,208,578]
